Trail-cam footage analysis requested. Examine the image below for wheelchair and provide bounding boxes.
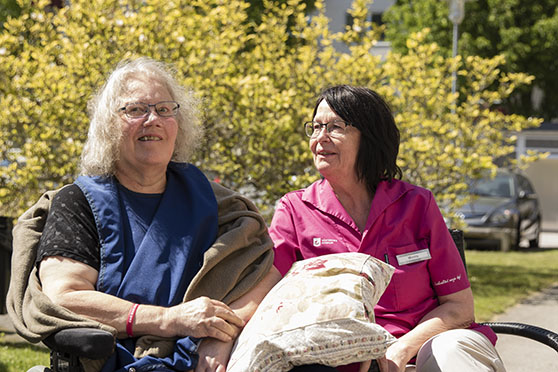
[29,230,558,372]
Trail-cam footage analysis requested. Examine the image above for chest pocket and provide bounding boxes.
[379,240,433,311]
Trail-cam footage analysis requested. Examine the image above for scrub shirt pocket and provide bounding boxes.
[381,240,432,310]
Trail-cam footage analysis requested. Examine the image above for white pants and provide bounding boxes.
[405,329,506,372]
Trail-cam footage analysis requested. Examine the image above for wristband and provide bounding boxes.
[126,303,139,338]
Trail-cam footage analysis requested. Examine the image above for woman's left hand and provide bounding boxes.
[194,338,234,372]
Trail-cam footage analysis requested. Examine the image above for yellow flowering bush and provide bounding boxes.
[0,0,542,222]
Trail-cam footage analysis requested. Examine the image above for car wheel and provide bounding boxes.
[529,217,541,248]
[512,219,521,250]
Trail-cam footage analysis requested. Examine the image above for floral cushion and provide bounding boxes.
[227,252,395,372]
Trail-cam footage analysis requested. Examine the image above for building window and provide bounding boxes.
[371,12,385,40]
[345,12,354,27]
[345,11,386,40]
[525,139,558,157]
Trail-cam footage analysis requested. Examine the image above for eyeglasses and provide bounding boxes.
[304,120,350,138]
[119,101,180,119]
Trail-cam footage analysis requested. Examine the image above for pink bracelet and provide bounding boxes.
[126,303,139,338]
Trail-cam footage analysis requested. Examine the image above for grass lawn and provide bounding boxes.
[1,249,557,370]
[465,248,558,321]
[0,338,49,372]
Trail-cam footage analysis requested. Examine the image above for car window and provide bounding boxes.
[517,175,535,195]
[469,174,513,198]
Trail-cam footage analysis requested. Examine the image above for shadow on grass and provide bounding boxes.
[465,249,558,320]
[0,341,47,351]
[467,262,557,298]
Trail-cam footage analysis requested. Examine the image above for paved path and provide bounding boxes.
[539,231,558,249]
[491,284,558,371]
[491,231,558,371]
[0,312,34,345]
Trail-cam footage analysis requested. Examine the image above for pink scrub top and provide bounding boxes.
[269,178,496,371]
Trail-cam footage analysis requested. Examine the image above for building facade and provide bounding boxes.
[320,0,394,58]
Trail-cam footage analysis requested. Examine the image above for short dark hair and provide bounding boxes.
[313,85,402,194]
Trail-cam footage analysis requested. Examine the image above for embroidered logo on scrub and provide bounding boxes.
[434,275,462,286]
[312,237,338,247]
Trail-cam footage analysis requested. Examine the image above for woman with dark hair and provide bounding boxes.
[269,85,505,372]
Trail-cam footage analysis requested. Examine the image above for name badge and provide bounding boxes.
[396,248,431,266]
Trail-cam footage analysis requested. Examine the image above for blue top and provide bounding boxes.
[75,162,218,372]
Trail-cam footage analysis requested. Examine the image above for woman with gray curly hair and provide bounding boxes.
[80,57,203,177]
[28,57,278,372]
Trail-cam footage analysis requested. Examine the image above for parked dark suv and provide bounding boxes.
[457,169,541,251]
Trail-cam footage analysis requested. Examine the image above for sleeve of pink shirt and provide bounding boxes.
[422,191,471,296]
[269,197,299,276]
[420,194,497,343]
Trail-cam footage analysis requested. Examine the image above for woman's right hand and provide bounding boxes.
[165,297,244,342]
[377,343,410,372]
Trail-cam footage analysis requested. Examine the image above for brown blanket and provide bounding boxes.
[7,181,274,370]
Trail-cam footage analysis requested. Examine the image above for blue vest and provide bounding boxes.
[75,162,218,372]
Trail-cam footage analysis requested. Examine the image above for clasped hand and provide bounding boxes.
[166,296,244,342]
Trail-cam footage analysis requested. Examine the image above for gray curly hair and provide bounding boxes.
[80,57,203,176]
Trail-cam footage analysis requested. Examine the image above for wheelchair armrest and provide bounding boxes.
[43,328,116,360]
[481,322,558,352]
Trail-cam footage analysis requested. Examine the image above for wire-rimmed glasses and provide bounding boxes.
[304,120,350,138]
[119,101,180,119]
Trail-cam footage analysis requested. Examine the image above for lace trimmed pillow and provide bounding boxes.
[227,252,395,372]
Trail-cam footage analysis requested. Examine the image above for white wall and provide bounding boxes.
[524,158,558,232]
[322,0,395,31]
[517,125,558,232]
[321,0,395,55]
